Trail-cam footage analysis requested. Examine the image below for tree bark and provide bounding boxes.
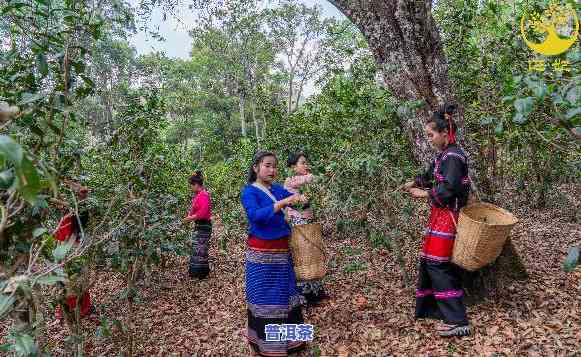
[262,114,266,139]
[287,68,295,116]
[239,94,247,136]
[252,100,260,144]
[327,0,527,301]
[294,63,310,111]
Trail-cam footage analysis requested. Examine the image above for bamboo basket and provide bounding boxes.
[452,202,518,271]
[290,223,327,280]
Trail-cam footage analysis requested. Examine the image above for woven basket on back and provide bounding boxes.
[452,202,518,271]
[290,223,327,280]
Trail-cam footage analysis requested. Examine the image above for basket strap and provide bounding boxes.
[252,182,278,203]
[252,182,289,221]
[448,211,458,230]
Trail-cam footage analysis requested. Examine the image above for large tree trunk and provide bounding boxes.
[327,0,527,301]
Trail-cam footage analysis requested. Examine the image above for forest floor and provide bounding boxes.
[4,199,581,356]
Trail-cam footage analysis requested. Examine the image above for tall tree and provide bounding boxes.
[326,0,461,164]
[267,1,330,114]
[82,39,138,136]
[326,0,529,299]
[191,0,277,139]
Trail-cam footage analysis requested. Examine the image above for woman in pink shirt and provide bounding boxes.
[183,171,212,279]
[284,152,330,307]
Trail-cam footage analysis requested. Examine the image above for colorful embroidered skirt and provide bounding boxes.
[245,236,306,356]
[415,206,468,326]
[188,221,212,279]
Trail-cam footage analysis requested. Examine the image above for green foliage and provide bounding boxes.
[203,139,256,239]
[435,0,580,204]
[368,231,393,250]
[0,0,141,353]
[0,293,16,318]
[263,55,415,235]
[343,261,367,274]
[0,135,50,204]
[13,333,38,357]
[52,239,74,262]
[87,88,191,284]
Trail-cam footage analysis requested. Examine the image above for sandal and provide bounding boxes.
[437,323,471,337]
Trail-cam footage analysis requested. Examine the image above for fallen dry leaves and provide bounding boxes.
[353,295,368,311]
[1,200,579,356]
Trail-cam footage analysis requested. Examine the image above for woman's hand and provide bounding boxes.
[182,216,194,224]
[402,181,415,192]
[285,193,306,206]
[408,188,429,198]
[273,194,308,212]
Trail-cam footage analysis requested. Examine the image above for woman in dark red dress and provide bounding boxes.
[404,104,471,337]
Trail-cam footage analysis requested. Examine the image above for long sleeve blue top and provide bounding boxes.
[240,183,293,240]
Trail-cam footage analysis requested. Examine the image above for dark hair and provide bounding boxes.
[189,170,204,186]
[247,150,277,183]
[427,103,458,143]
[287,151,307,167]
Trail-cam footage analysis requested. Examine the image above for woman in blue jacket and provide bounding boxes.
[241,150,307,357]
